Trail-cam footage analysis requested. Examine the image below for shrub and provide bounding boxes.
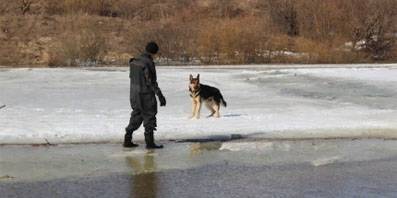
[48,21,106,67]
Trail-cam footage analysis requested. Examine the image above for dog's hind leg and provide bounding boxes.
[205,101,215,117]
[212,103,220,118]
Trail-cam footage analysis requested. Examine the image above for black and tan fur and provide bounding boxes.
[189,74,227,119]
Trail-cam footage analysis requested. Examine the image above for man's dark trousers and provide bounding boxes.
[126,93,158,135]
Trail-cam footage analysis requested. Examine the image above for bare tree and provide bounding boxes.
[20,0,31,15]
[351,1,396,60]
[269,0,299,36]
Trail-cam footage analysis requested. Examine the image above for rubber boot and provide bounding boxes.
[123,132,139,148]
[144,131,163,149]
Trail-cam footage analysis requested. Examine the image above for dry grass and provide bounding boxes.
[0,0,396,66]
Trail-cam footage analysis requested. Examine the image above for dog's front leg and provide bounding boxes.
[195,101,202,119]
[190,99,197,119]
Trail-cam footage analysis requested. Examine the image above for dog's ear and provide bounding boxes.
[197,74,200,81]
[189,74,193,81]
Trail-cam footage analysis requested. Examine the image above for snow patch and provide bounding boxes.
[220,142,273,151]
[311,156,340,167]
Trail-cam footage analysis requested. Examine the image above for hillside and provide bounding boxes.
[1,0,397,66]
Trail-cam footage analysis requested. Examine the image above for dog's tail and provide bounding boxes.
[220,93,227,107]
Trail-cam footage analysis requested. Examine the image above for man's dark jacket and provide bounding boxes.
[129,53,162,110]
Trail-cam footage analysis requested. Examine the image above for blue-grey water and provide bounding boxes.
[1,139,397,197]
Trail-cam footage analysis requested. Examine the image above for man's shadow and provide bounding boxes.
[126,151,158,198]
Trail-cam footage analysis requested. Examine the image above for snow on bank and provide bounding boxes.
[0,66,397,144]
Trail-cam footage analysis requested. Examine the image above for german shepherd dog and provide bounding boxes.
[189,74,227,119]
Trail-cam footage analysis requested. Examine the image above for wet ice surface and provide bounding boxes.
[1,65,397,144]
[249,69,397,109]
[1,139,397,197]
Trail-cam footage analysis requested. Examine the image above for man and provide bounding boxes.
[124,42,166,149]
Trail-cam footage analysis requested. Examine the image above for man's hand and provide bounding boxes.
[158,94,166,107]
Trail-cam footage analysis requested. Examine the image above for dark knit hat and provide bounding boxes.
[145,41,159,54]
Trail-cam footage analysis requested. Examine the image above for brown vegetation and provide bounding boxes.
[0,0,396,66]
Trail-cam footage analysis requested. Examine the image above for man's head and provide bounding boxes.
[145,41,159,55]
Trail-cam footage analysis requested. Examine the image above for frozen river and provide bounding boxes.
[0,65,397,144]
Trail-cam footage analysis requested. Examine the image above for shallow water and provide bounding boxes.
[1,139,397,197]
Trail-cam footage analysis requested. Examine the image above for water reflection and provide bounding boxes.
[126,151,158,198]
[190,142,222,156]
